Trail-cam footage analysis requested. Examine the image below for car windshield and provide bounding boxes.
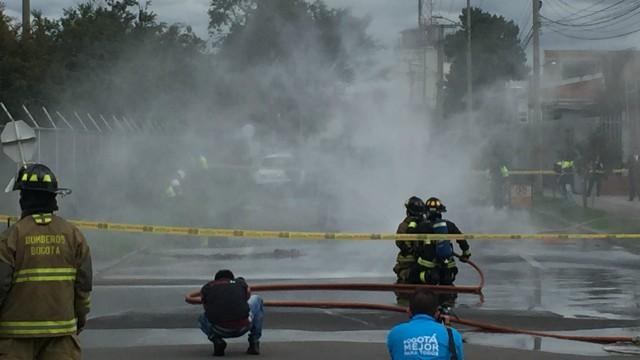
[261,157,294,169]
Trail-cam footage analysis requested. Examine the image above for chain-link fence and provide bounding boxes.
[0,103,177,219]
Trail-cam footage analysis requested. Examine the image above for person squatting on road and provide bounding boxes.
[199,269,264,357]
[387,289,464,360]
[407,198,470,288]
[0,164,92,360]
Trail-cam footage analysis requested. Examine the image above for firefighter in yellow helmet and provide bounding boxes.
[408,197,470,286]
[0,164,92,359]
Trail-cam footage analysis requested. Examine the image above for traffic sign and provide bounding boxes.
[1,119,36,164]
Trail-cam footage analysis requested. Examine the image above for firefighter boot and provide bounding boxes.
[247,341,260,355]
[213,338,227,357]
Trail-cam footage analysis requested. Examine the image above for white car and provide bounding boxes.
[254,153,305,186]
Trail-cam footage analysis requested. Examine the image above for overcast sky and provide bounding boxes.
[3,0,640,54]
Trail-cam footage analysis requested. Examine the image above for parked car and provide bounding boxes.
[253,153,305,186]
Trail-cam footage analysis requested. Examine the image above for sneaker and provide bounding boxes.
[213,339,227,357]
[246,341,260,355]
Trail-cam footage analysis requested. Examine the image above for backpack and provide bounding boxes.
[431,220,453,259]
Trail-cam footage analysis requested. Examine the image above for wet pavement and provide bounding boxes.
[78,204,640,358]
[83,342,634,360]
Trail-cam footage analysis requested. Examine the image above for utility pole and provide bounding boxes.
[22,0,30,36]
[436,25,445,119]
[466,0,473,128]
[532,0,543,192]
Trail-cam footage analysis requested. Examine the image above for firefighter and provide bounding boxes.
[394,197,425,285]
[0,164,92,359]
[409,197,471,287]
[394,197,425,304]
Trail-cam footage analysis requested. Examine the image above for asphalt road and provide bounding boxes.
[80,205,640,359]
[85,342,633,360]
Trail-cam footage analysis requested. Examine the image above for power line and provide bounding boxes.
[543,0,633,26]
[540,0,640,40]
[553,0,608,21]
[544,22,640,41]
[521,26,533,48]
[517,0,532,39]
[541,2,640,28]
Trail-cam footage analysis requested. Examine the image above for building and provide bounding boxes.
[542,49,640,166]
[397,27,441,111]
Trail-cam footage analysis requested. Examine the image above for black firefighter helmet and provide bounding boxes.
[425,197,446,214]
[12,163,71,195]
[404,196,425,217]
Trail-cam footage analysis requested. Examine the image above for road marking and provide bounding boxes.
[520,254,543,269]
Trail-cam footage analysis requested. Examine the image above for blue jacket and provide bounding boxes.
[387,314,464,360]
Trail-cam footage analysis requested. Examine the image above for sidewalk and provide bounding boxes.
[589,195,640,220]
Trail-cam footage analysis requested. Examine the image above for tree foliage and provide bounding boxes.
[443,7,526,117]
[0,0,375,139]
[0,0,206,121]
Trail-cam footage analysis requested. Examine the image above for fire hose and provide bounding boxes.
[184,259,637,345]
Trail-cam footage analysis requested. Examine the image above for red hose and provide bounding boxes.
[185,259,484,304]
[265,300,407,314]
[183,258,637,345]
[267,301,635,345]
[451,317,636,345]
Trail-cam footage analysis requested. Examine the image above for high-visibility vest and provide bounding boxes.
[500,166,509,178]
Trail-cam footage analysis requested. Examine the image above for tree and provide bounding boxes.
[443,7,526,118]
[49,0,206,117]
[0,3,20,117]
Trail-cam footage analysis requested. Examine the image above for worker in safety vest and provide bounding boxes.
[490,163,510,208]
[0,164,92,359]
[554,160,575,200]
[408,198,470,286]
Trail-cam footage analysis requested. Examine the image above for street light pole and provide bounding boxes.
[533,0,543,192]
[466,0,473,128]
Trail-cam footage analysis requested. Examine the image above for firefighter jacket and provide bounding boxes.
[0,213,92,338]
[409,219,470,269]
[396,217,422,258]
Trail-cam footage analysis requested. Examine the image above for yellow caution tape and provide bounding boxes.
[478,169,627,176]
[1,214,639,241]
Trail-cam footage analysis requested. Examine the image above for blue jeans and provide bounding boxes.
[199,295,264,343]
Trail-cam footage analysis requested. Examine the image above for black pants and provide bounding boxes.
[410,264,458,285]
[585,177,601,197]
[630,180,640,200]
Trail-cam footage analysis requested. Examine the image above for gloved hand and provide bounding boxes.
[459,250,471,262]
[77,316,86,335]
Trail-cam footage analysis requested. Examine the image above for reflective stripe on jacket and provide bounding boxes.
[0,214,92,338]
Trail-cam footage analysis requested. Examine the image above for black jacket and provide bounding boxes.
[201,277,250,328]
